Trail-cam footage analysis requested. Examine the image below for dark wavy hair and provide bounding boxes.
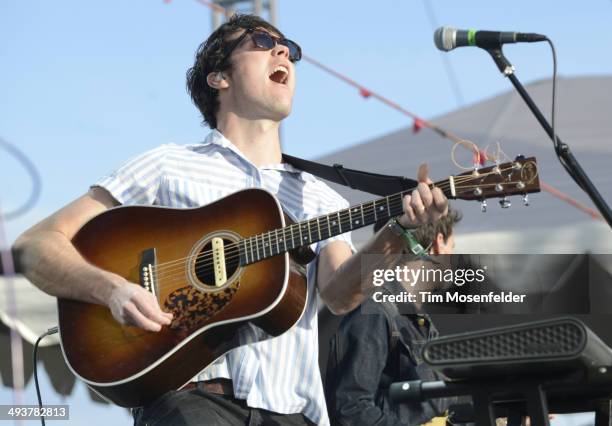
[186,14,284,129]
[412,208,462,249]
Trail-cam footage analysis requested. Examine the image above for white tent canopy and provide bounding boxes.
[314,75,612,252]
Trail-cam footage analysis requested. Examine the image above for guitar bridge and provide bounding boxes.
[140,248,157,297]
[212,237,227,287]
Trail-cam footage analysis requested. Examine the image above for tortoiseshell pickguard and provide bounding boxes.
[164,280,240,335]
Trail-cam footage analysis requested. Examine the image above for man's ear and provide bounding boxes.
[432,232,445,255]
[206,71,230,90]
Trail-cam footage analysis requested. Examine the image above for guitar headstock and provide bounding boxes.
[446,156,540,209]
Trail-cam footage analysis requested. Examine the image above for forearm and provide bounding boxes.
[14,230,122,306]
[319,166,448,314]
[320,225,406,314]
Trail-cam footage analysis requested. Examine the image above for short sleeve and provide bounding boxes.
[93,145,168,206]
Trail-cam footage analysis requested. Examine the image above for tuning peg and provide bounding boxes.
[499,197,512,209]
[481,200,487,213]
[522,194,530,207]
[512,154,525,171]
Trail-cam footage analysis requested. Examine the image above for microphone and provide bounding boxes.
[434,27,546,52]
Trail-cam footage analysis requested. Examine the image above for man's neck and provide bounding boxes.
[216,114,283,167]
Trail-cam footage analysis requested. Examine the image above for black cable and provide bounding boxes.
[0,136,42,221]
[544,38,585,191]
[33,326,59,426]
[546,39,565,165]
[546,38,559,151]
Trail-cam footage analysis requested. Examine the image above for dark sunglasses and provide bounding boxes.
[224,28,302,63]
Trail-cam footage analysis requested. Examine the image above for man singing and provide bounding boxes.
[14,14,448,425]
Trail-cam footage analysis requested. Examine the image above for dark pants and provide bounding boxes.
[133,389,316,426]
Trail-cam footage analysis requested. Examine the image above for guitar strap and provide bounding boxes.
[282,154,418,197]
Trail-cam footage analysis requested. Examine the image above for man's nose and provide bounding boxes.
[273,43,290,59]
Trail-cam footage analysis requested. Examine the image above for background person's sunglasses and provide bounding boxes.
[224,28,302,63]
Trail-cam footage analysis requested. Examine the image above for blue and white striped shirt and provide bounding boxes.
[95,130,353,425]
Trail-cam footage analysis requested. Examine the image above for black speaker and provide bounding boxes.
[422,317,612,380]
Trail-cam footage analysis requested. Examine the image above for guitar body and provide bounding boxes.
[58,188,308,407]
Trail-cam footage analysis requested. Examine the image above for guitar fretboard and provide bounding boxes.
[238,181,450,265]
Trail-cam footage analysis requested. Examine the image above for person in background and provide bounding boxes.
[325,210,461,426]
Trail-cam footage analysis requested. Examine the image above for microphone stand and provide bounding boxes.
[486,48,612,229]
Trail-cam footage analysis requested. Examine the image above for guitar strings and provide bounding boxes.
[151,190,430,283]
[151,168,520,284]
[153,194,493,288]
[150,164,526,285]
[152,177,480,283]
[152,170,505,276]
[153,181,511,290]
[150,176,475,275]
[151,178,456,278]
[154,204,398,288]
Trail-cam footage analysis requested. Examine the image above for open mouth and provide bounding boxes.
[269,65,289,85]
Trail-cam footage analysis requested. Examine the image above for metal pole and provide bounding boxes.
[269,0,277,26]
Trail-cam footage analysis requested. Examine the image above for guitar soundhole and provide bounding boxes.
[194,238,240,288]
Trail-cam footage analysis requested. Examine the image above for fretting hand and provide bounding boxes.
[397,163,448,227]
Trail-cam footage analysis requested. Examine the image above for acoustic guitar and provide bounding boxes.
[58,157,540,406]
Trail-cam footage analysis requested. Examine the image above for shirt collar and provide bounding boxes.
[202,129,233,149]
[200,130,317,183]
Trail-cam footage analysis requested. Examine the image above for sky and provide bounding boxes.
[2,0,612,243]
[1,0,611,424]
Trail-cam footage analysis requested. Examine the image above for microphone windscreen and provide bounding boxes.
[434,26,456,52]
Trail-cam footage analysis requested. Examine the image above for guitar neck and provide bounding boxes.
[239,178,452,265]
